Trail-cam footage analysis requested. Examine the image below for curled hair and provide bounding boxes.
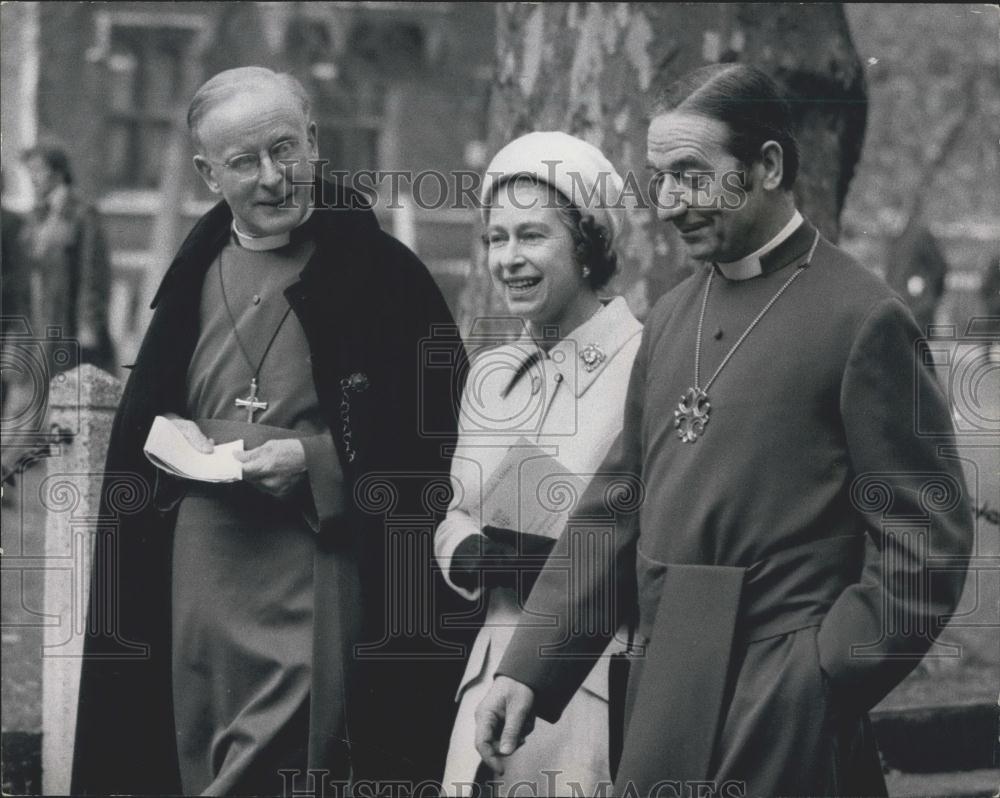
[652,63,800,190]
[187,66,312,152]
[483,175,618,290]
[553,202,618,290]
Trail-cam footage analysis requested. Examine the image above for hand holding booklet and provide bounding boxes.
[143,415,243,483]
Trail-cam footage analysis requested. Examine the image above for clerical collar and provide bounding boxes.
[232,206,314,251]
[715,210,803,281]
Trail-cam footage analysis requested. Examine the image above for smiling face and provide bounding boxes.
[486,179,599,338]
[192,83,318,237]
[647,111,775,263]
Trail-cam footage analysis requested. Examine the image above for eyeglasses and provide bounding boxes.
[209,138,310,182]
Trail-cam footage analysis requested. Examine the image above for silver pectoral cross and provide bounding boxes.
[235,377,268,422]
[673,386,710,443]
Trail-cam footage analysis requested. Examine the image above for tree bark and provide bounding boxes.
[458,2,867,328]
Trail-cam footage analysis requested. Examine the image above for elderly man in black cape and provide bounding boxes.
[475,64,972,797]
[72,66,470,796]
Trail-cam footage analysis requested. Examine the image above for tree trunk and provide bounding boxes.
[458,2,867,328]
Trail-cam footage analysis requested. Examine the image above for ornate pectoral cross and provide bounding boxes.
[673,386,711,443]
[235,377,268,422]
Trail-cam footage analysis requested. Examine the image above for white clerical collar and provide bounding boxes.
[716,210,803,281]
[232,206,314,251]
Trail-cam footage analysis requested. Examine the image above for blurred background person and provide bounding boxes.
[2,168,29,329]
[1,167,33,488]
[19,143,115,372]
[435,132,642,796]
[885,219,949,335]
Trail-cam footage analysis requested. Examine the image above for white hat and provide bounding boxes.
[480,131,625,242]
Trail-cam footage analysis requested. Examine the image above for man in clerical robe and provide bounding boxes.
[474,64,972,797]
[72,67,469,796]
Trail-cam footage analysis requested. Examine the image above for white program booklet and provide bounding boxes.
[143,415,244,483]
[479,437,585,538]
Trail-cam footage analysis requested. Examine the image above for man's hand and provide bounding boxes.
[163,413,214,454]
[474,676,536,775]
[234,439,306,499]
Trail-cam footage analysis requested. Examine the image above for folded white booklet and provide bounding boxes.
[479,437,585,539]
[143,415,243,483]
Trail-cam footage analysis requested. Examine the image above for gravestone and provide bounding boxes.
[40,364,121,796]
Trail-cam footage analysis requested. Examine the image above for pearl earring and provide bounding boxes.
[582,266,591,279]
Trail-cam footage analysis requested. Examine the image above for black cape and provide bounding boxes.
[71,180,473,795]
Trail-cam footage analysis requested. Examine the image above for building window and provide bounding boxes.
[318,123,380,175]
[282,13,387,176]
[315,79,385,174]
[89,12,206,190]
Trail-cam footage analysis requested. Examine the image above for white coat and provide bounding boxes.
[435,296,643,796]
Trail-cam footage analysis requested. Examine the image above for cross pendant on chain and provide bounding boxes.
[235,377,268,422]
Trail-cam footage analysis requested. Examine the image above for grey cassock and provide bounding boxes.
[170,235,343,796]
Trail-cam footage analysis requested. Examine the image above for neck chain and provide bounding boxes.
[217,251,295,422]
[674,230,821,443]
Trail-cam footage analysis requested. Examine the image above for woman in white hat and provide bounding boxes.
[435,132,643,795]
